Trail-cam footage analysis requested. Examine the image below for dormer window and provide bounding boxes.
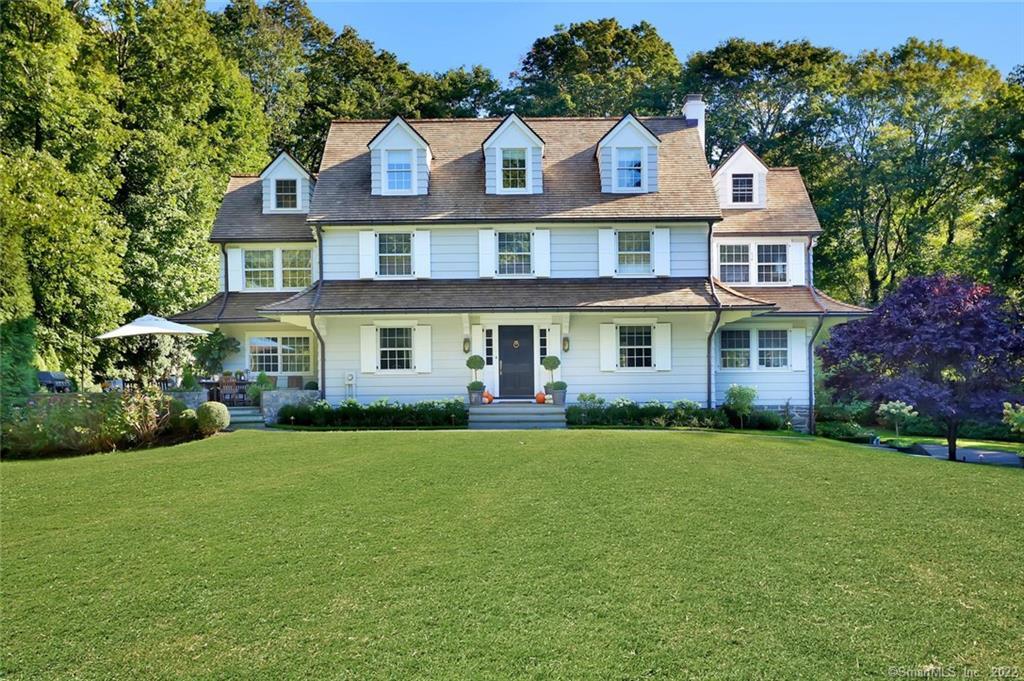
[501,149,528,191]
[616,148,644,190]
[386,150,413,193]
[732,174,754,203]
[275,179,298,209]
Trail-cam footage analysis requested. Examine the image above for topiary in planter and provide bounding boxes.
[466,355,486,405]
[196,401,231,436]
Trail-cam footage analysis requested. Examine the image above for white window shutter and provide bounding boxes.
[533,229,551,277]
[598,229,616,277]
[358,231,376,279]
[470,324,484,356]
[790,327,807,370]
[599,323,617,371]
[413,230,431,278]
[655,322,672,371]
[788,241,805,285]
[414,326,432,373]
[359,325,377,373]
[548,324,561,360]
[227,249,243,291]
[478,229,496,278]
[653,228,671,276]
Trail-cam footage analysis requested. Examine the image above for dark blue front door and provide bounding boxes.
[498,326,534,398]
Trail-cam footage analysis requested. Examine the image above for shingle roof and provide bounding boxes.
[716,168,821,236]
[261,278,772,315]
[737,286,869,315]
[170,292,299,324]
[310,117,721,224]
[209,176,314,243]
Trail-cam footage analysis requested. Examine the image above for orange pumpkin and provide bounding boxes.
[482,393,494,404]
[535,391,546,404]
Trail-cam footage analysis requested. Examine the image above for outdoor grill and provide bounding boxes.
[37,371,72,393]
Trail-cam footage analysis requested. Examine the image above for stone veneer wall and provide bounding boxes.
[261,389,320,425]
[759,404,811,432]
[171,391,209,410]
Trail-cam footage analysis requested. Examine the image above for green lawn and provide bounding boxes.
[3,431,1022,679]
[873,427,1024,455]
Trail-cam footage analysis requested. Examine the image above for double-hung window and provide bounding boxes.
[719,245,750,283]
[282,249,312,288]
[757,244,788,283]
[731,174,754,203]
[616,147,643,189]
[501,148,527,191]
[758,330,789,368]
[617,230,652,275]
[497,231,531,276]
[378,327,413,371]
[244,250,275,289]
[386,150,413,192]
[720,330,751,368]
[249,335,312,375]
[275,179,298,209]
[618,325,653,369]
[377,233,412,277]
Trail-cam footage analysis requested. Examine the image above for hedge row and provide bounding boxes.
[277,399,468,428]
[566,396,786,430]
[814,402,1023,443]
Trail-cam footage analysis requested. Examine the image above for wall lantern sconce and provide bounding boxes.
[463,337,471,354]
[562,336,570,353]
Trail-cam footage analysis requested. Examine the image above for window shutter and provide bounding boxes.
[533,229,551,277]
[598,229,616,277]
[470,324,484,356]
[226,248,243,291]
[599,323,616,371]
[655,322,672,371]
[359,325,377,373]
[413,230,431,278]
[790,327,807,370]
[653,228,671,276]
[478,229,496,278]
[358,231,376,279]
[788,241,805,285]
[548,324,561,360]
[414,326,432,373]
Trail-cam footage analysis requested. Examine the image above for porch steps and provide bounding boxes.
[468,402,566,430]
[228,406,265,430]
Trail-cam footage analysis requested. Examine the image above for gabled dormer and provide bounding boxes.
[596,114,661,194]
[367,116,431,196]
[713,144,769,209]
[261,150,313,214]
[482,113,544,195]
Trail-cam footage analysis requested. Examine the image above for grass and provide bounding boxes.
[872,427,1024,455]
[3,430,1022,679]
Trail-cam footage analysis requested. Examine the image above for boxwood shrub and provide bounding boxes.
[565,395,733,430]
[277,398,468,429]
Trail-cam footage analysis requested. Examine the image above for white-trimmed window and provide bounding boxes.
[617,230,652,275]
[501,148,528,191]
[757,244,788,283]
[275,179,298,209]
[282,249,312,288]
[244,250,275,289]
[719,245,750,283]
[758,330,788,368]
[720,329,751,368]
[618,325,653,369]
[378,327,413,371]
[386,150,413,192]
[616,147,643,189]
[538,327,548,358]
[248,335,312,375]
[377,233,413,277]
[731,174,754,203]
[497,231,531,276]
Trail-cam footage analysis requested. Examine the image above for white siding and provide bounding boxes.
[484,147,496,194]
[370,149,382,195]
[670,225,708,277]
[550,227,600,277]
[599,147,613,193]
[646,146,659,192]
[713,318,814,406]
[322,231,359,280]
[432,230,479,278]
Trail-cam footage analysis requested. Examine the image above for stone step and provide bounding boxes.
[470,421,566,430]
[470,414,566,424]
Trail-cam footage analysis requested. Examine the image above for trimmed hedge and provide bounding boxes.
[816,421,877,443]
[197,401,231,436]
[277,399,467,429]
[566,397,735,430]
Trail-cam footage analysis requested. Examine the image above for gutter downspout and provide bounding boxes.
[706,220,722,408]
[309,225,327,400]
[216,243,230,322]
[806,237,826,434]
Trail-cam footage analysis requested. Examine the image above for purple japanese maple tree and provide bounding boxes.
[818,275,1024,461]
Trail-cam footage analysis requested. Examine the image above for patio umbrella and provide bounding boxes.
[95,314,210,340]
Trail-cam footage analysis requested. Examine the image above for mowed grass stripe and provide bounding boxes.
[3,430,1022,679]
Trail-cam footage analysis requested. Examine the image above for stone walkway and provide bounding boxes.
[911,444,1023,467]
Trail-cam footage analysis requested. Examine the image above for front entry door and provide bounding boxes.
[498,326,534,398]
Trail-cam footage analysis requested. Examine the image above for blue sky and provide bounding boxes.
[208,2,1023,80]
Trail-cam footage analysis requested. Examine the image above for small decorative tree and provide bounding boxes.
[466,355,485,391]
[725,384,757,429]
[541,355,562,389]
[820,275,1024,461]
[877,400,918,438]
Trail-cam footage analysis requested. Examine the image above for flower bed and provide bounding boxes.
[276,398,468,429]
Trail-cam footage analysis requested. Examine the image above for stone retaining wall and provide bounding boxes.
[170,391,208,410]
[760,404,811,432]
[261,389,320,425]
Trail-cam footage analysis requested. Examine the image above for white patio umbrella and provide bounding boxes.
[95,314,210,340]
